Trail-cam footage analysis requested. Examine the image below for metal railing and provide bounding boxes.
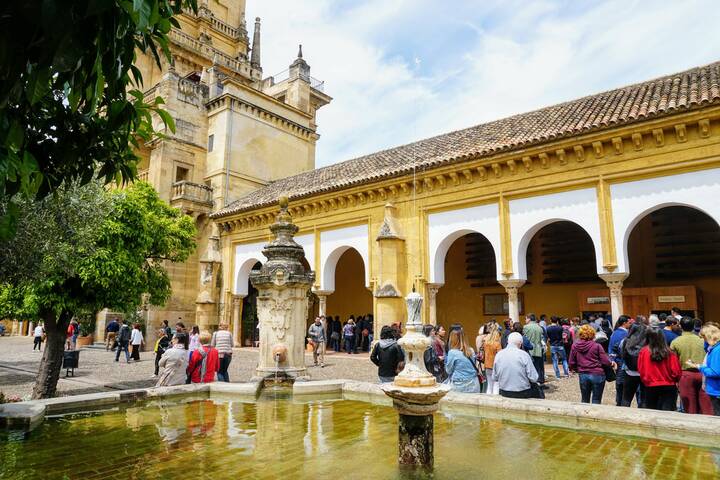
[268,68,325,92]
[171,181,213,205]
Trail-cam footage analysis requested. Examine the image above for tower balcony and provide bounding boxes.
[171,181,214,215]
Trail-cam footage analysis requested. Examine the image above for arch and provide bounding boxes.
[611,169,720,273]
[233,241,265,296]
[620,202,720,274]
[321,246,369,291]
[427,204,502,284]
[234,258,262,296]
[515,218,600,281]
[431,229,499,285]
[319,224,370,291]
[509,188,604,280]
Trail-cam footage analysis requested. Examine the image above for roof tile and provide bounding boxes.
[213,60,720,218]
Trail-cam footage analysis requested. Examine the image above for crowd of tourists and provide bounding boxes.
[104,318,234,386]
[366,309,720,416]
[306,313,376,367]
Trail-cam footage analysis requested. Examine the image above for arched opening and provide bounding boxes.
[326,247,372,329]
[624,206,720,319]
[436,232,499,335]
[521,221,604,319]
[241,261,261,347]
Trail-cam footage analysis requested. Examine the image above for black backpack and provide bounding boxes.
[621,338,642,371]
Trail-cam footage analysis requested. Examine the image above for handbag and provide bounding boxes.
[603,363,617,382]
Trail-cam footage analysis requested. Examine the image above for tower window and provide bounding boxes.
[175,166,189,182]
[208,134,214,152]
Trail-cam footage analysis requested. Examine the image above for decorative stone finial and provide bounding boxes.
[298,44,303,59]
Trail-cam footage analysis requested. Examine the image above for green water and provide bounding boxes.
[1,393,719,480]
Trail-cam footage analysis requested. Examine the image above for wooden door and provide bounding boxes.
[623,295,651,318]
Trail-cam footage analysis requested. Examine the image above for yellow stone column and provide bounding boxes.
[314,290,332,317]
[499,280,525,323]
[426,283,442,325]
[231,295,244,347]
[599,273,628,323]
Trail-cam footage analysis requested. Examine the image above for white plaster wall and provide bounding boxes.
[295,233,315,275]
[509,188,604,280]
[233,241,265,296]
[319,224,370,291]
[612,168,720,273]
[427,204,502,284]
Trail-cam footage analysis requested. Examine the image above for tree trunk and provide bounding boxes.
[32,310,71,399]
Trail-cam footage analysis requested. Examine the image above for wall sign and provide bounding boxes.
[658,295,686,303]
[587,296,610,304]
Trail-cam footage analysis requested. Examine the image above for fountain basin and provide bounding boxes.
[2,382,720,479]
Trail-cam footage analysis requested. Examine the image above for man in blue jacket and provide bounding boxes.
[608,315,630,406]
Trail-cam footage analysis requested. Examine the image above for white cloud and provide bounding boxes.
[247,0,720,167]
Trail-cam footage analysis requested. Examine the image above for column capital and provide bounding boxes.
[312,289,334,297]
[598,272,628,289]
[232,294,245,305]
[498,279,526,292]
[426,283,443,300]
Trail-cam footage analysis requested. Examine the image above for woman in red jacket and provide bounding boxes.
[187,331,220,384]
[637,328,682,411]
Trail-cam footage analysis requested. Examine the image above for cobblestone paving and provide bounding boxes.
[0,336,615,404]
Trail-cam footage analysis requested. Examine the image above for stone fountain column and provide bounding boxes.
[382,290,450,470]
[251,196,315,381]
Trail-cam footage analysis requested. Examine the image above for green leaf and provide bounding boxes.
[156,108,175,133]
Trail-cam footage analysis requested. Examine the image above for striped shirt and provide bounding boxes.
[211,330,234,354]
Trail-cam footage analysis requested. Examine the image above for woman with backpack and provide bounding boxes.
[371,325,405,383]
[620,323,647,407]
[637,328,682,411]
[153,328,171,376]
[569,324,614,404]
[187,331,219,384]
[156,333,189,387]
[445,328,481,393]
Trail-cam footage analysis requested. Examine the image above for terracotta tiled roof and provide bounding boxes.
[212,60,720,218]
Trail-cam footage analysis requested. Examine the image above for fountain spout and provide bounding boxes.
[381,290,450,470]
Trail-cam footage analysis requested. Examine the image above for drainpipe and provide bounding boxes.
[223,99,234,206]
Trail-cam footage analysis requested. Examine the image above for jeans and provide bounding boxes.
[621,373,642,407]
[615,368,626,406]
[644,385,678,411]
[379,376,395,383]
[33,336,42,350]
[344,336,355,354]
[678,370,714,415]
[531,355,545,384]
[115,341,130,362]
[711,396,720,416]
[154,351,162,375]
[579,373,606,404]
[218,354,232,382]
[550,346,569,378]
[485,368,499,395]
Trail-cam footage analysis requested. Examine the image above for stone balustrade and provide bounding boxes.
[137,170,149,183]
[168,29,260,80]
[171,181,213,206]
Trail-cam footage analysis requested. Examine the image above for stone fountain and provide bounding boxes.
[250,196,315,383]
[381,289,451,470]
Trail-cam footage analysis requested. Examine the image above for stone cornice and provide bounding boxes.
[215,107,720,234]
[206,94,317,141]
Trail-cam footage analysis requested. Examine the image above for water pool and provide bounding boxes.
[1,392,719,480]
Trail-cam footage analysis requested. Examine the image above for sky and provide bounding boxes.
[246,0,720,168]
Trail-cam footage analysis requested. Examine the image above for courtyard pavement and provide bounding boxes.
[0,336,616,404]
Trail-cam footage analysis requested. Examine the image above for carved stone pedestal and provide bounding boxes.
[250,196,315,382]
[398,414,434,469]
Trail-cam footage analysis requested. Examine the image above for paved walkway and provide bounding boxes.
[0,336,615,404]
